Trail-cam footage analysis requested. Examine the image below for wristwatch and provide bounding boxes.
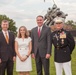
[26,55,29,58]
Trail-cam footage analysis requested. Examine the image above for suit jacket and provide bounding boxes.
[0,31,15,62]
[51,29,75,62]
[31,25,51,57]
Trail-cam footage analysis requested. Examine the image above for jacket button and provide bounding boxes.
[64,51,66,52]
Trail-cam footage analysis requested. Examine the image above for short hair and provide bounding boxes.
[1,20,9,26]
[1,20,9,24]
[36,15,43,19]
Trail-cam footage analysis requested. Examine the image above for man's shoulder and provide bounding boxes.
[31,26,37,31]
[43,25,50,30]
[63,29,71,35]
[9,31,15,36]
[0,31,2,33]
[9,31,14,34]
[51,30,57,36]
[0,31,3,35]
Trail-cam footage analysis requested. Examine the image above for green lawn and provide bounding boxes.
[13,46,76,75]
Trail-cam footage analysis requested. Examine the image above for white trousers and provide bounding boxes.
[55,61,72,75]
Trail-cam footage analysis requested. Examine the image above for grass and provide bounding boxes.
[12,46,76,75]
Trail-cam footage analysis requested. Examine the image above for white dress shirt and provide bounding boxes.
[2,30,9,38]
[38,25,43,32]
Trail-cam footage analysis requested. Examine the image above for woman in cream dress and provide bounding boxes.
[15,26,32,75]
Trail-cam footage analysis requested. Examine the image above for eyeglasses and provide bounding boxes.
[55,22,62,24]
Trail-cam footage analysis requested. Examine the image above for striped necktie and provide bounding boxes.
[5,32,9,44]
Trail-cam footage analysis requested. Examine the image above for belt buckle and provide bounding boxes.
[20,48,26,50]
[57,46,60,50]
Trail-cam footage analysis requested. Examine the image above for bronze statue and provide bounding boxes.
[44,4,68,26]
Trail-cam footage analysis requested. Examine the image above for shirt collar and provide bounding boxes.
[2,30,9,37]
[38,25,43,31]
[2,30,8,34]
[57,28,64,33]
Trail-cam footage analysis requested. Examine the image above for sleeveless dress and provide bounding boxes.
[15,37,32,72]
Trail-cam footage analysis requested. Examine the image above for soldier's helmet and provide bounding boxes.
[52,4,57,9]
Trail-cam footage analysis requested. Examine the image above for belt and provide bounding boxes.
[55,45,68,49]
[19,48,27,50]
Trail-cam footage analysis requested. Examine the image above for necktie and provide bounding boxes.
[38,28,41,37]
[5,32,9,44]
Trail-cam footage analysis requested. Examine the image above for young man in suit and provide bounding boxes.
[0,20,16,75]
[31,15,51,75]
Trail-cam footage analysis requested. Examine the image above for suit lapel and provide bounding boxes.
[39,25,45,40]
[8,32,11,44]
[2,31,10,44]
[1,31,7,44]
[35,27,39,39]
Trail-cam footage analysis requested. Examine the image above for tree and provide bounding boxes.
[65,20,76,30]
[0,15,17,35]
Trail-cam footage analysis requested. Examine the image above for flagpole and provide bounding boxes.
[44,0,56,4]
[53,0,55,4]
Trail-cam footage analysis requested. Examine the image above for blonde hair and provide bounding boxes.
[17,26,29,38]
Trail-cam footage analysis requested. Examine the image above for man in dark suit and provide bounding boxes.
[0,20,16,75]
[31,15,51,75]
[51,17,75,75]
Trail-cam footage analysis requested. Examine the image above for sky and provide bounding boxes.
[0,0,76,30]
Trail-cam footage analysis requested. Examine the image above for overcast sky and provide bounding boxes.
[0,0,76,30]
